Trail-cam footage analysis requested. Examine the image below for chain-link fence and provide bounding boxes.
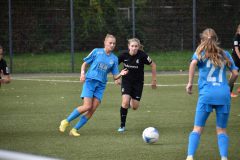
[0,0,239,72]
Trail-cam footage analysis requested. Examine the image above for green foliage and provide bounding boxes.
[74,0,131,50]
[1,0,238,53]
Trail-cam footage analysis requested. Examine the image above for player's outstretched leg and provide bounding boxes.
[118,106,128,132]
[69,115,89,137]
[59,108,81,132]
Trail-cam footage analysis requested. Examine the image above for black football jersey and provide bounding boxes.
[118,50,152,83]
[232,34,240,55]
[0,59,9,77]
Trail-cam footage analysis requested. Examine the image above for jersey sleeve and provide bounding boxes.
[233,35,239,47]
[141,51,152,65]
[224,51,239,71]
[111,56,120,75]
[2,60,9,75]
[83,49,97,65]
[191,52,198,61]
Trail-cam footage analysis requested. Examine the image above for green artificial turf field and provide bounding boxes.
[0,73,239,160]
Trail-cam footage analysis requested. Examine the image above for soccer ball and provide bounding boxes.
[142,127,159,144]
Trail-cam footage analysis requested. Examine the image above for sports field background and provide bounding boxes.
[0,73,240,160]
[4,51,193,73]
[1,1,240,159]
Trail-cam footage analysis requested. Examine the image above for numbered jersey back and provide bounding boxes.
[192,53,231,105]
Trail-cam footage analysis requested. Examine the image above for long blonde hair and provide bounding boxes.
[128,38,144,51]
[196,28,230,67]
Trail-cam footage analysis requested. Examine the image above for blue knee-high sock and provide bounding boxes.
[67,108,81,122]
[74,115,89,130]
[218,133,229,158]
[187,131,201,156]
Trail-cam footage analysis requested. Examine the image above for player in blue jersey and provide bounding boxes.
[229,24,240,97]
[0,45,11,87]
[185,28,238,160]
[59,34,128,136]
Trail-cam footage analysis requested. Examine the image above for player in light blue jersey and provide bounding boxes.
[59,34,128,136]
[185,28,238,160]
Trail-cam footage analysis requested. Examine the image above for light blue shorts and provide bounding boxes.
[81,79,106,102]
[194,103,230,128]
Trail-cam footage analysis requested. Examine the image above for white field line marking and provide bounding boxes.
[14,78,80,83]
[13,77,194,87]
[13,77,240,87]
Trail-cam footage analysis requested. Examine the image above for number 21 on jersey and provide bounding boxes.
[206,60,224,83]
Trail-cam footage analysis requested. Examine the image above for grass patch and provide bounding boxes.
[0,74,239,160]
[4,51,193,73]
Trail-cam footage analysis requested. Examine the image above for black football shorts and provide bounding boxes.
[121,81,143,101]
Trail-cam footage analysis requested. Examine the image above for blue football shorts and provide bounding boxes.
[81,79,106,102]
[194,103,230,128]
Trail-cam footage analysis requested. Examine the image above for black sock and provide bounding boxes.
[120,106,128,128]
[230,83,234,92]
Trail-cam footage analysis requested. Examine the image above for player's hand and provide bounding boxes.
[186,83,193,94]
[120,68,128,76]
[151,80,157,89]
[80,74,86,83]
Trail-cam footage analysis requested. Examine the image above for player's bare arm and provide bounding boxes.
[186,59,197,94]
[80,62,88,83]
[151,61,157,89]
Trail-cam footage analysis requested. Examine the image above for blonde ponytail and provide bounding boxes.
[196,28,231,67]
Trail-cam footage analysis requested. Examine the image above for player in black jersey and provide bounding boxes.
[117,38,157,132]
[230,24,240,97]
[0,45,11,87]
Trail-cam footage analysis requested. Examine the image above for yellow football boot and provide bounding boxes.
[186,156,193,160]
[59,119,70,132]
[69,128,80,137]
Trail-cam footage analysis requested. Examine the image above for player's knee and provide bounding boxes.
[122,102,130,108]
[193,126,204,134]
[130,101,139,110]
[78,105,92,112]
[86,112,94,119]
[132,107,137,110]
[216,127,226,135]
[132,105,139,110]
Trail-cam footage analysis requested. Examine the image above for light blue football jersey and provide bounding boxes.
[84,48,119,83]
[192,51,238,105]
